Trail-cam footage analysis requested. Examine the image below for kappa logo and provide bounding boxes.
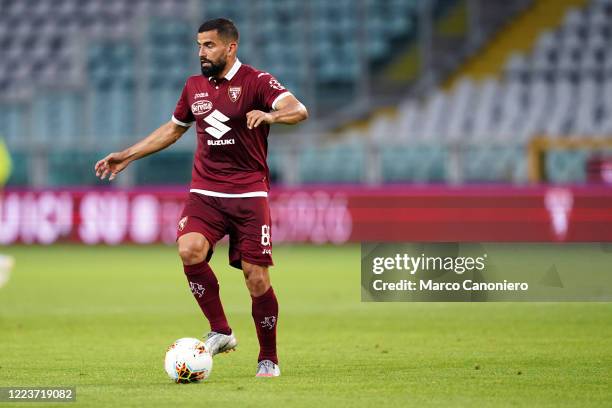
[260,316,276,330]
[228,86,241,102]
[178,216,188,231]
[191,100,213,116]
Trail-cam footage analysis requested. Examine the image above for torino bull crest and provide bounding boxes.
[260,316,276,330]
[228,86,241,102]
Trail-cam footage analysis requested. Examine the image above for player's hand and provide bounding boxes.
[246,110,275,129]
[94,152,130,181]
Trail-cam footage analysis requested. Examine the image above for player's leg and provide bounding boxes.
[241,260,271,296]
[241,260,280,377]
[178,231,229,332]
[176,194,236,355]
[177,231,237,355]
[226,196,279,376]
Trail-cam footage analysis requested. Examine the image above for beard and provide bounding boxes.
[200,57,226,78]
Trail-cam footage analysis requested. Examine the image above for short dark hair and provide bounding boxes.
[198,18,239,42]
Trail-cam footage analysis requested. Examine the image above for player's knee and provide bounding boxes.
[242,262,270,296]
[178,244,204,265]
[177,236,208,265]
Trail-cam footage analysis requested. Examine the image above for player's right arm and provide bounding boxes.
[94,120,189,181]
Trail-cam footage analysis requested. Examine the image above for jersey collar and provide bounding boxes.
[225,59,242,80]
[209,59,242,82]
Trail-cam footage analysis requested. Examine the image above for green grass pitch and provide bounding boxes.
[0,244,610,407]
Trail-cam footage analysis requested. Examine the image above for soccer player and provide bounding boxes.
[94,18,308,377]
[0,136,15,287]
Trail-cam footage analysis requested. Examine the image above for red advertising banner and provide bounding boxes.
[1,185,611,245]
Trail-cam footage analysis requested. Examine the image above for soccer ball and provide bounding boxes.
[164,338,213,383]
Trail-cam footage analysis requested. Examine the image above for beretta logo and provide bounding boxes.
[191,100,212,116]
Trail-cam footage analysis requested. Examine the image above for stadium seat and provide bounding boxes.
[299,144,365,183]
[0,104,26,145]
[381,145,446,183]
[48,151,107,186]
[471,78,501,140]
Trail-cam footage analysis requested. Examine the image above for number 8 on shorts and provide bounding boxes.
[261,225,271,246]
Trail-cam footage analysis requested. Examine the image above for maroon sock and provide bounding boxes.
[183,261,231,335]
[251,287,279,364]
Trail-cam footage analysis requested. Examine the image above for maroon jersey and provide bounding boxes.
[172,60,291,197]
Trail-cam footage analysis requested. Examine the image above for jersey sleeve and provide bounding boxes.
[255,73,293,111]
[171,81,195,127]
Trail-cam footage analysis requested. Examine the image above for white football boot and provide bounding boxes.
[255,360,281,377]
[203,331,237,356]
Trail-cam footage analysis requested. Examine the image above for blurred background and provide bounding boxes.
[1,0,612,245]
[2,4,611,403]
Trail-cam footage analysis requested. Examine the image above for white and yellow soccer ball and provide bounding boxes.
[164,338,213,383]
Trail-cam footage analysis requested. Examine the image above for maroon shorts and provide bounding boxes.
[177,193,273,269]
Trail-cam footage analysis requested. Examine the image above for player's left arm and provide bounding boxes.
[246,94,308,129]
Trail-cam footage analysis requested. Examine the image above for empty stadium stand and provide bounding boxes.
[324,0,612,184]
[1,0,609,186]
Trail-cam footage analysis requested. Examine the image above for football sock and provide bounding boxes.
[251,286,279,364]
[183,261,232,335]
